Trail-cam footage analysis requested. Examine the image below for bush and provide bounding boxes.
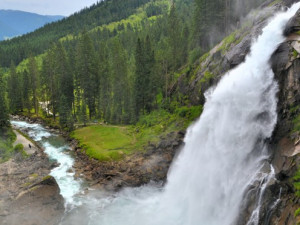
[14,143,28,158]
[175,105,203,121]
[189,47,202,64]
[14,143,24,152]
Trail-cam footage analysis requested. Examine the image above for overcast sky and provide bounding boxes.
[0,0,100,16]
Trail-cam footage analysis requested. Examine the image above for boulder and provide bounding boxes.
[284,8,300,36]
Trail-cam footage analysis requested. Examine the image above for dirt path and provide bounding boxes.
[13,130,37,155]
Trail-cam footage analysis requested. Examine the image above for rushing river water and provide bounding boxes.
[9,3,300,225]
[11,120,82,208]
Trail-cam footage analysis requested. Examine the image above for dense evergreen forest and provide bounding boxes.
[0,0,267,130]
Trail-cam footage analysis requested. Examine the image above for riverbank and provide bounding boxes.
[0,126,64,225]
[11,113,189,191]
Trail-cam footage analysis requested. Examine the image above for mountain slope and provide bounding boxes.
[0,10,63,40]
[0,0,152,67]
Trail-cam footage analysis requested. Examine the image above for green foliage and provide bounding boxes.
[0,0,153,67]
[175,105,203,121]
[134,36,156,118]
[13,143,28,158]
[0,128,16,162]
[71,125,134,161]
[293,114,300,133]
[295,208,300,217]
[189,47,203,64]
[8,63,23,113]
[218,31,237,54]
[200,71,214,84]
[72,103,203,161]
[292,168,300,215]
[14,143,24,151]
[290,105,300,114]
[0,73,9,128]
[1,0,272,164]
[145,2,163,17]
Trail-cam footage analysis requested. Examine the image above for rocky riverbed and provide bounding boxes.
[0,138,64,225]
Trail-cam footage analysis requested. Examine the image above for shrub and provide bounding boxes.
[14,143,24,152]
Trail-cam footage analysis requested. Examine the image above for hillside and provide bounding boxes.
[1,0,300,224]
[0,10,63,41]
[0,0,152,67]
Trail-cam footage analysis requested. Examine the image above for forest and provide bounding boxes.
[0,0,267,131]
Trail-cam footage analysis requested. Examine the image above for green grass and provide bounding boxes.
[71,125,135,161]
[0,127,17,162]
[72,106,203,162]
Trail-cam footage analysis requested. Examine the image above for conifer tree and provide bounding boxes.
[98,42,110,121]
[55,43,74,129]
[144,35,155,112]
[28,56,39,115]
[167,2,181,71]
[22,70,31,113]
[134,37,145,116]
[8,62,23,113]
[76,31,99,119]
[110,38,129,124]
[0,73,9,128]
[41,48,59,119]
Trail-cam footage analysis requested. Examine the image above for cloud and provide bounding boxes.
[0,0,99,16]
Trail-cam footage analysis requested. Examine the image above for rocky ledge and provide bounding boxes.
[73,130,185,191]
[71,3,300,225]
[0,135,64,225]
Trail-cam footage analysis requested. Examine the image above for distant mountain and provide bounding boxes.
[0,10,63,40]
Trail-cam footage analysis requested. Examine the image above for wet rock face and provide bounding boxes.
[0,150,64,225]
[2,176,64,225]
[255,8,300,225]
[284,7,300,36]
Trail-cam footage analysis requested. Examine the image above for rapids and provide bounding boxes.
[11,3,300,224]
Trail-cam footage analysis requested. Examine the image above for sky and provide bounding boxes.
[0,0,100,16]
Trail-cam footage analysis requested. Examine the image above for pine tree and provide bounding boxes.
[41,47,59,119]
[98,42,111,121]
[56,42,74,110]
[110,38,129,124]
[51,43,74,129]
[22,70,31,113]
[167,2,182,71]
[134,37,145,117]
[0,73,9,128]
[59,95,74,130]
[28,56,39,115]
[8,62,23,113]
[143,35,155,112]
[76,31,100,119]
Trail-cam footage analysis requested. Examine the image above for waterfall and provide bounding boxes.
[24,3,300,225]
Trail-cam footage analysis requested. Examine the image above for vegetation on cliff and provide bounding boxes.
[0,128,16,162]
[1,0,267,130]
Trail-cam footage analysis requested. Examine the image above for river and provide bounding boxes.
[11,120,82,209]
[10,3,300,225]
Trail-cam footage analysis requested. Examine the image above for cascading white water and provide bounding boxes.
[59,4,300,225]
[11,120,82,208]
[11,3,300,225]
